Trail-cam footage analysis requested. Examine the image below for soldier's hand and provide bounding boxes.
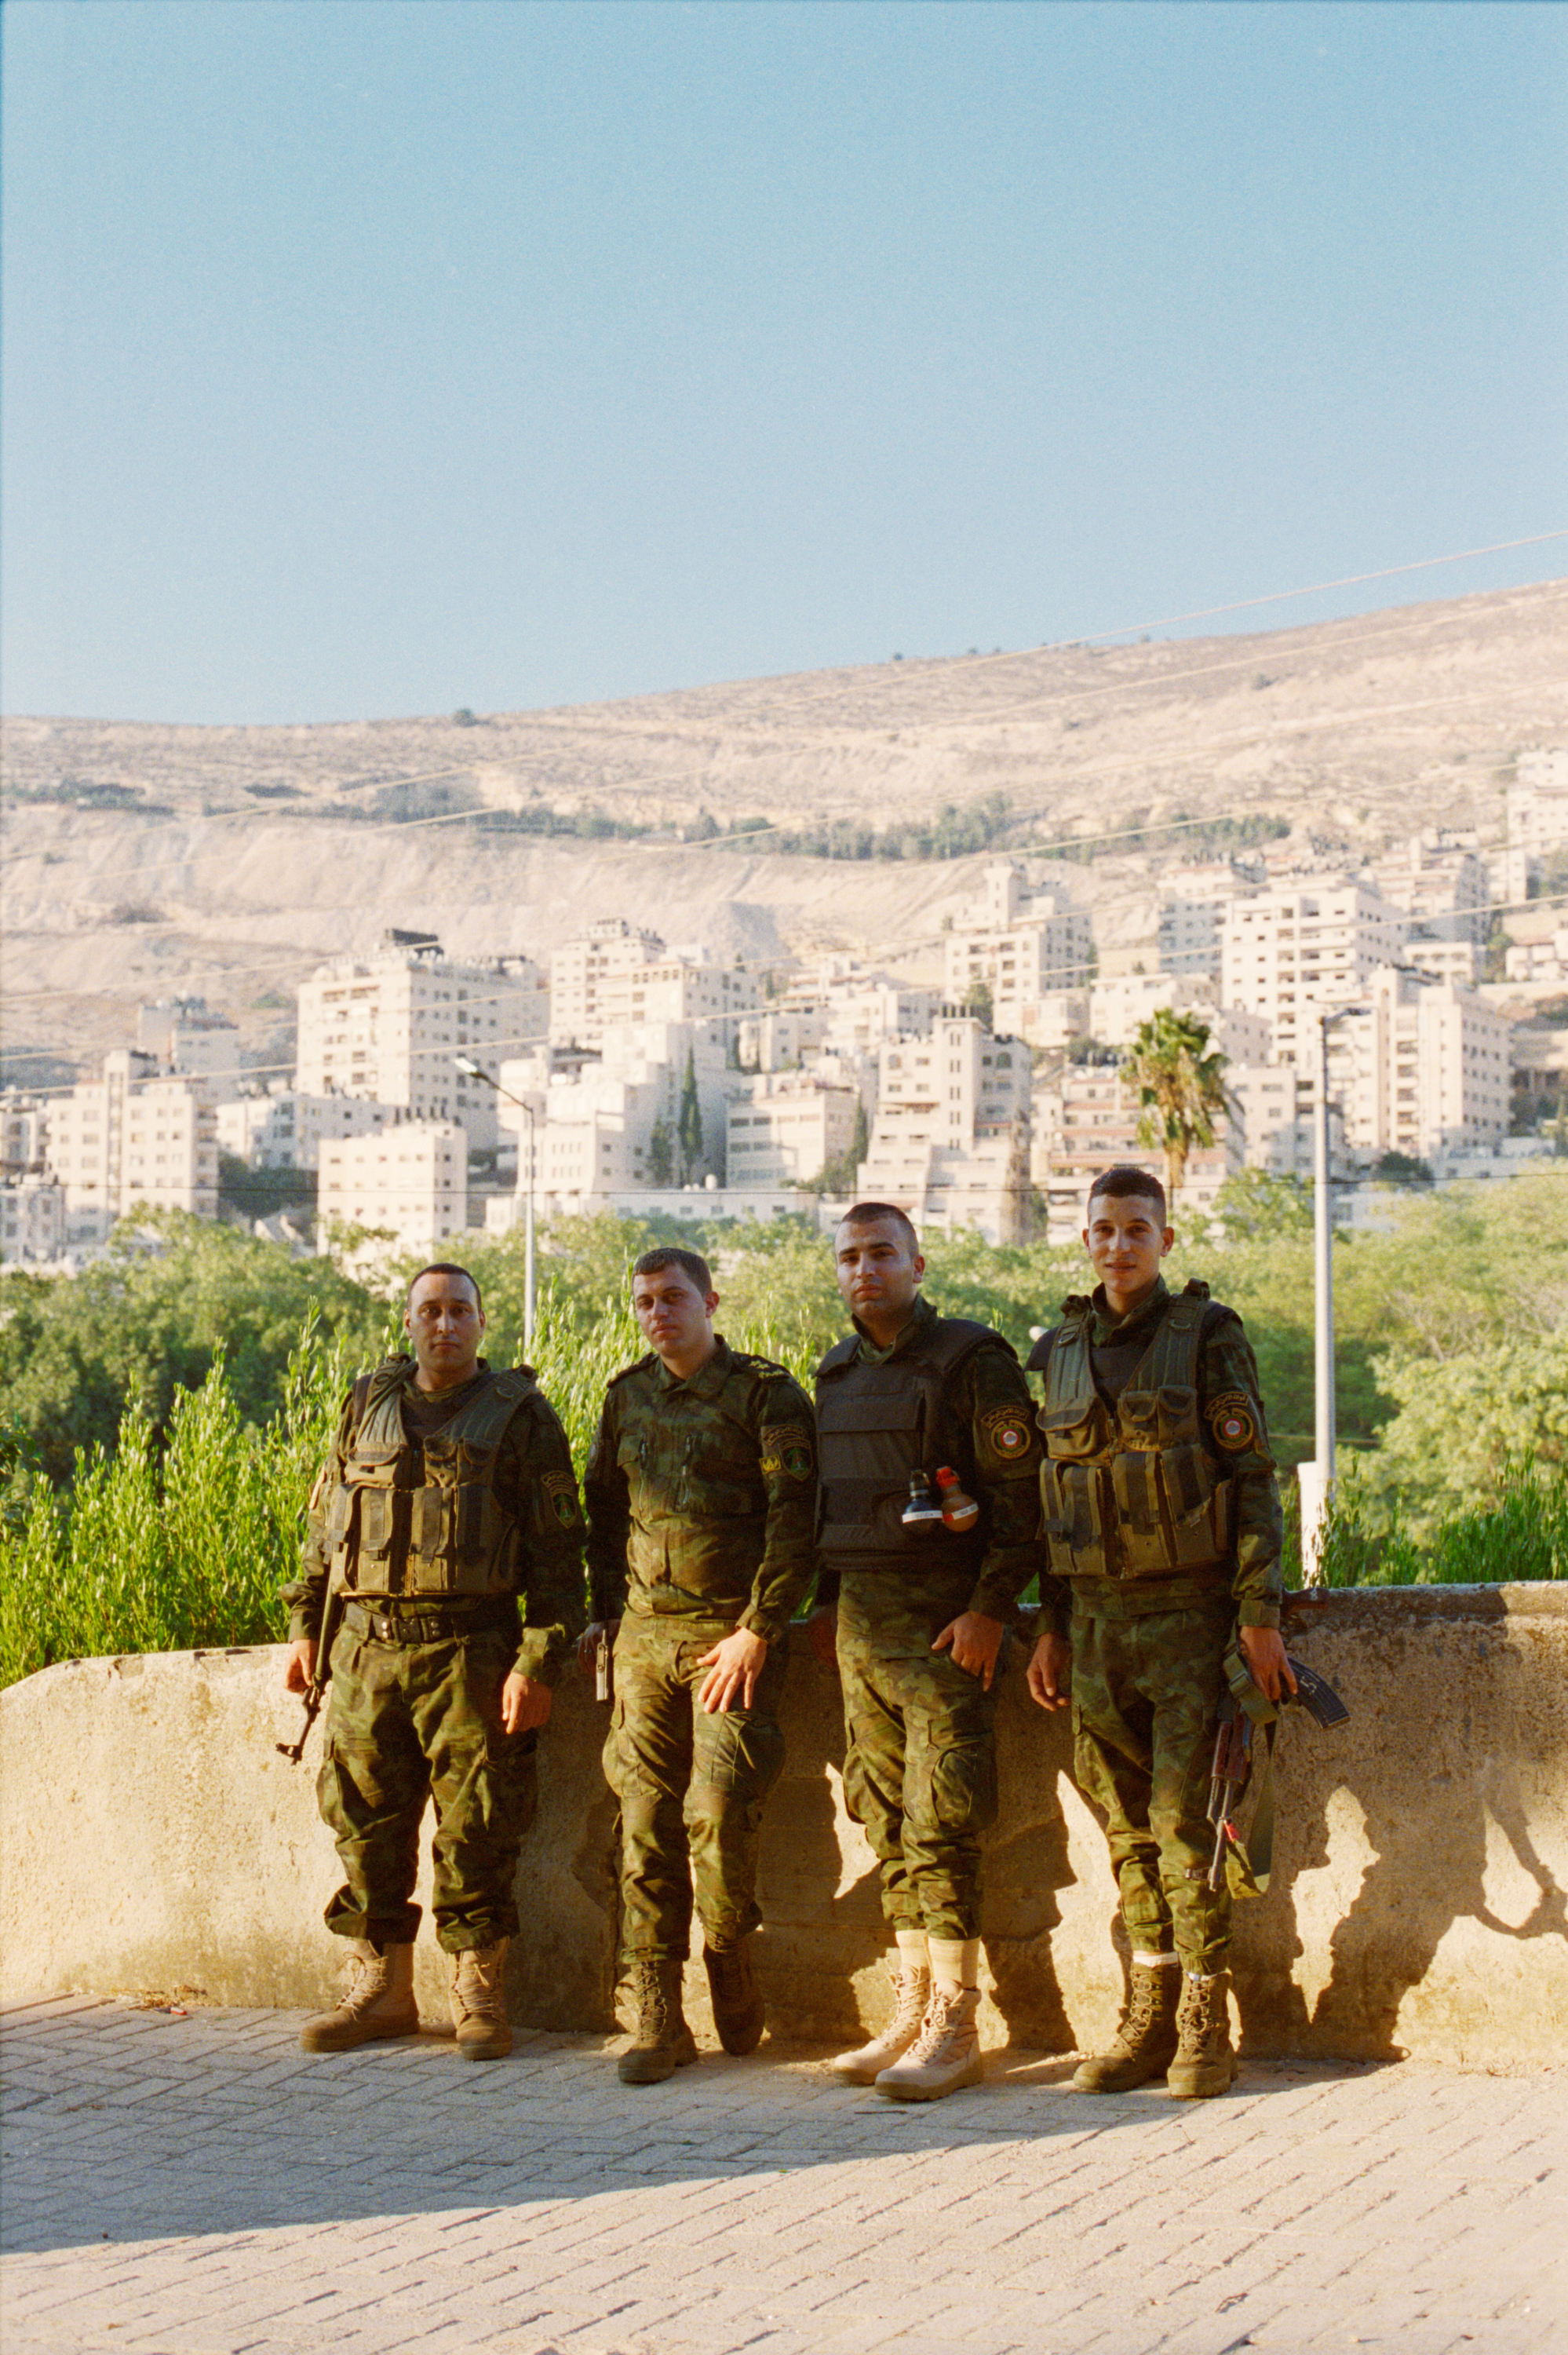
[806,1606,838,1670]
[696,1628,768,1714]
[501,1670,552,1734]
[284,1638,316,1692]
[932,1611,1005,1690]
[1238,1624,1296,1704]
[578,1619,620,1673]
[1026,1633,1072,1712]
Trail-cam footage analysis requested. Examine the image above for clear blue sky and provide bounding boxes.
[3,0,1564,726]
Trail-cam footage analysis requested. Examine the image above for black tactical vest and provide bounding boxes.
[323,1358,538,1601]
[815,1316,996,1577]
[1035,1281,1234,1582]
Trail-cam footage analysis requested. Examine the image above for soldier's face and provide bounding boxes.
[405,1273,485,1386]
[835,1220,924,1323]
[1083,1194,1172,1305]
[633,1265,719,1367]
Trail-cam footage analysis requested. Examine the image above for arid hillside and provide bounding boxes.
[3,578,1565,1079]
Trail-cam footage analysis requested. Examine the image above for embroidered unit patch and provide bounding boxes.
[1206,1392,1256,1451]
[982,1406,1034,1459]
[542,1470,580,1526]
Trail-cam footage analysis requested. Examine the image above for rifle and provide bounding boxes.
[1206,1649,1350,1895]
[276,1579,344,1765]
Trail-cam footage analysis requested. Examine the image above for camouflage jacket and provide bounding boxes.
[583,1338,818,1645]
[1026,1276,1283,1634]
[283,1360,586,1685]
[814,1294,1046,1656]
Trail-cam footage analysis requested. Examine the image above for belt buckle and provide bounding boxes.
[374,1610,395,1642]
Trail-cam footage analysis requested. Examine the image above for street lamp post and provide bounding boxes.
[454,1057,535,1348]
[1300,1003,1366,1584]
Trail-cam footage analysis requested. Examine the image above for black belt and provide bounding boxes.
[342,1598,516,1645]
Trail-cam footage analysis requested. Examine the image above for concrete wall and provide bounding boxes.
[4,1586,1566,2065]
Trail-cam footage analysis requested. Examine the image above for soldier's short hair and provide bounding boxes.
[633,1246,713,1295]
[405,1261,484,1313]
[1085,1166,1168,1224]
[837,1200,920,1253]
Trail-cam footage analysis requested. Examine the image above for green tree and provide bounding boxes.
[647,1117,675,1188]
[1121,1009,1230,1206]
[677,1050,704,1181]
[961,978,994,1028]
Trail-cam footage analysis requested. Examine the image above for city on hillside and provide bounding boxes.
[4,743,1566,1272]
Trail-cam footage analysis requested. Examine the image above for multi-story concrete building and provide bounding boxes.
[857,1013,1034,1243]
[297,936,547,1152]
[215,1089,403,1172]
[45,1053,220,1242]
[1402,929,1483,988]
[1370,833,1490,948]
[317,1121,467,1256]
[1503,747,1568,904]
[727,1078,859,1187]
[1220,880,1406,1064]
[1326,966,1511,1169]
[1156,864,1251,978]
[491,1020,732,1215]
[0,1096,49,1178]
[1226,1064,1348,1180]
[548,919,760,1050]
[735,1010,830,1073]
[942,864,1092,1042]
[0,1177,67,1265]
[135,999,242,1087]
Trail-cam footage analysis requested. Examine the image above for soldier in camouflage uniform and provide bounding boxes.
[282,1263,585,2061]
[808,1203,1045,2103]
[1026,1166,1291,2099]
[583,1246,817,2085]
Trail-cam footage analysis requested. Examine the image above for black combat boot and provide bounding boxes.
[1168,1967,1238,2098]
[1071,1959,1181,2094]
[704,1937,766,2056]
[618,1958,699,2085]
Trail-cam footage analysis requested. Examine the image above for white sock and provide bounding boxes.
[928,1936,979,1996]
[1132,1950,1180,1969]
[894,1928,929,1970]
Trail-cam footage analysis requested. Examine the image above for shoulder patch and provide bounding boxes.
[980,1404,1036,1462]
[761,1418,815,1481]
[542,1469,581,1527]
[736,1351,789,1378]
[1206,1390,1257,1451]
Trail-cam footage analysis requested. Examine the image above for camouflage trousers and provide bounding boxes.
[1070,1596,1234,1973]
[317,1619,538,1955]
[839,1645,998,1942]
[601,1615,787,1961]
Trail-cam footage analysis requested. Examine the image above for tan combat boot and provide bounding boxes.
[831,1961,932,2084]
[1168,1968,1238,2098]
[618,1958,699,2085]
[875,1987,983,2103]
[450,1940,512,2061]
[1071,1959,1181,2094]
[704,1938,765,2056]
[299,1939,419,2053]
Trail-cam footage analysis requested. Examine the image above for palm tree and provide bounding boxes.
[1121,1009,1231,1207]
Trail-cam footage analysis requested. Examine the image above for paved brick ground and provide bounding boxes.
[2,1994,1563,2355]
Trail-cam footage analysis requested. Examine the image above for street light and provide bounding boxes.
[454,1056,535,1348]
[1300,1002,1368,1583]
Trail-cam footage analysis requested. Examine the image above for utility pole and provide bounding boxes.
[1300,1004,1365,1583]
[454,1057,535,1347]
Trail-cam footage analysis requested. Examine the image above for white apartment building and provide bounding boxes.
[727,1077,859,1186]
[1503,747,1568,904]
[0,1176,66,1265]
[1030,1063,1234,1243]
[858,1014,1033,1244]
[216,1089,403,1171]
[822,978,939,1057]
[297,937,547,1151]
[46,1052,220,1241]
[1157,864,1250,977]
[1,1096,49,1178]
[735,1010,830,1073]
[491,1020,732,1214]
[1504,920,1568,986]
[318,1121,467,1255]
[1370,833,1490,947]
[1326,966,1511,1168]
[549,918,760,1048]
[1403,929,1483,988]
[1220,881,1406,1064]
[135,998,242,1087]
[1226,1064,1350,1180]
[943,864,1092,1041]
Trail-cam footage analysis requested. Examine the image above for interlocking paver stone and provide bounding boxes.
[2,1996,1564,2353]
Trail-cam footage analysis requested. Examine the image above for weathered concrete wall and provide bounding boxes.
[4,1586,1566,2065]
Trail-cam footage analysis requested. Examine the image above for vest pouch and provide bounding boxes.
[1154,1386,1203,1447]
[1040,1458,1110,1576]
[325,1484,359,1588]
[450,1482,517,1596]
[354,1485,407,1588]
[1038,1398,1103,1463]
[1109,1448,1173,1576]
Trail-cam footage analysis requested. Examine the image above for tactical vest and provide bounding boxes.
[1037,1281,1234,1582]
[323,1358,538,1600]
[815,1316,997,1575]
